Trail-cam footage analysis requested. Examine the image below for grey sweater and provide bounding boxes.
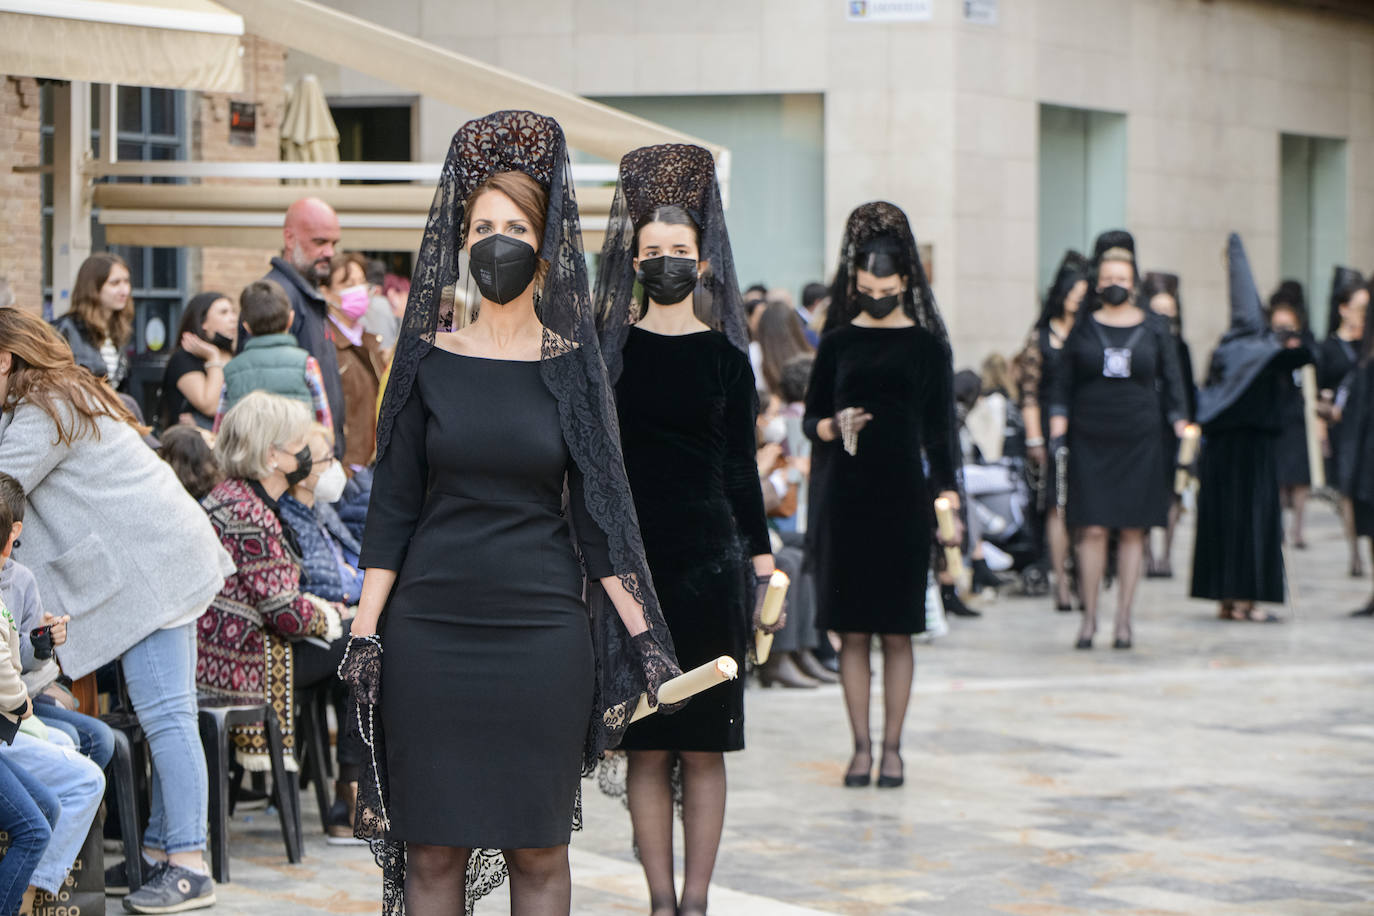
[0,400,235,678]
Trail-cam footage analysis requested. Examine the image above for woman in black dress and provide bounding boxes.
[1012,250,1088,610]
[159,291,239,429]
[1320,269,1367,576]
[1140,271,1197,578]
[1266,291,1319,548]
[1336,282,1374,616]
[1192,234,1313,621]
[595,143,776,916]
[1048,231,1188,650]
[339,111,682,916]
[804,202,960,789]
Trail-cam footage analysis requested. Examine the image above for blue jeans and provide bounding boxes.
[0,752,56,914]
[1,732,104,896]
[33,701,115,769]
[120,623,208,854]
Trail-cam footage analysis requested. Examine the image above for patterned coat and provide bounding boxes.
[198,478,341,769]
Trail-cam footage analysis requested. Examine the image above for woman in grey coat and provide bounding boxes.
[0,307,233,914]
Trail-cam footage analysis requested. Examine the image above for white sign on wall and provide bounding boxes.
[963,0,998,25]
[845,0,934,23]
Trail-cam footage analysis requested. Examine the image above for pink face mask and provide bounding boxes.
[339,284,370,321]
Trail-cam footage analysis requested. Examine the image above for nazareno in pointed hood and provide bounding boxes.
[1195,233,1285,425]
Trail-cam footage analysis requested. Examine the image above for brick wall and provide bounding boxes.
[0,77,42,313]
[194,35,288,300]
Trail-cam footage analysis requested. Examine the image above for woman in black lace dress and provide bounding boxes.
[340,112,682,916]
[1320,270,1366,576]
[804,202,961,791]
[595,144,776,916]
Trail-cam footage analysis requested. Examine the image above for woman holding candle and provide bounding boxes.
[1266,289,1320,549]
[1140,271,1197,578]
[1320,269,1367,577]
[1048,230,1188,650]
[338,111,682,916]
[804,201,961,789]
[1191,234,1313,621]
[1013,249,1089,610]
[594,143,777,916]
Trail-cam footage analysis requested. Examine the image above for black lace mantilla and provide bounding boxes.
[594,143,749,385]
[364,109,679,915]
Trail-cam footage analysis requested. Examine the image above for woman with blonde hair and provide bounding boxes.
[53,253,134,389]
[0,306,232,913]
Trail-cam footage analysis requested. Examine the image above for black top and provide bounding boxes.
[1319,336,1359,392]
[1049,313,1188,430]
[160,348,214,428]
[1204,348,1311,435]
[616,328,771,558]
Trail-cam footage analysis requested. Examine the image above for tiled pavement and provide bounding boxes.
[111,505,1374,914]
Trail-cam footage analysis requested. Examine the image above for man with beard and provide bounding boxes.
[262,197,346,457]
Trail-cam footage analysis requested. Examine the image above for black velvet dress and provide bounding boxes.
[1049,314,1187,529]
[1191,349,1310,602]
[1319,335,1359,489]
[359,348,608,848]
[615,329,770,753]
[1273,364,1311,487]
[803,325,956,634]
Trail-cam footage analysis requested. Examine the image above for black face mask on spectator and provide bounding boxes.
[284,445,314,488]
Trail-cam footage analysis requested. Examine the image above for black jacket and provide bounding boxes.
[52,313,129,390]
[263,257,346,457]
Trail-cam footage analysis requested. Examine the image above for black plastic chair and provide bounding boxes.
[295,684,335,831]
[106,728,145,892]
[198,698,303,882]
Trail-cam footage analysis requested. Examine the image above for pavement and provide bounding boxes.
[107,503,1374,915]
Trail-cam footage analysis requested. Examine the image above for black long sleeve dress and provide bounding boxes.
[1273,361,1313,487]
[615,328,770,753]
[1049,313,1187,529]
[359,348,611,849]
[1160,336,1197,492]
[803,325,957,634]
[1319,335,1360,489]
[1191,348,1312,602]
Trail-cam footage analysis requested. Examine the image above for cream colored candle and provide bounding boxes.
[1174,423,1201,494]
[1301,364,1326,489]
[753,570,791,665]
[629,656,738,724]
[934,497,965,582]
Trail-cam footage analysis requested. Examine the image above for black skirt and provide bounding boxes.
[1190,430,1286,603]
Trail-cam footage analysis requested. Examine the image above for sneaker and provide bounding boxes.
[122,864,215,914]
[105,858,168,897]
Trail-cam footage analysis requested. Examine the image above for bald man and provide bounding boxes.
[262,198,347,457]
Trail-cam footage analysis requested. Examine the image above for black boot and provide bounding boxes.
[941,583,980,617]
[971,557,1001,592]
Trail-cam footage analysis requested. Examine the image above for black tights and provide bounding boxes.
[627,750,726,915]
[839,633,913,779]
[405,844,569,916]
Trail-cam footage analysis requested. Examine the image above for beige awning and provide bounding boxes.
[93,183,615,252]
[0,0,244,92]
[217,0,721,163]
[281,75,340,187]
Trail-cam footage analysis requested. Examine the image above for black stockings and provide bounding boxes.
[1076,526,1143,643]
[838,633,914,778]
[627,750,728,916]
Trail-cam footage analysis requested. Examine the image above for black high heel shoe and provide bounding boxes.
[876,743,904,789]
[1112,635,1133,649]
[843,744,872,788]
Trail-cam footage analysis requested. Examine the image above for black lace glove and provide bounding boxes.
[337,635,382,707]
[751,574,787,634]
[629,631,685,714]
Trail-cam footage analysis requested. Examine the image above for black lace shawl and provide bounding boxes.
[1327,266,1365,340]
[1035,250,1089,330]
[819,201,961,488]
[594,143,748,383]
[364,110,678,915]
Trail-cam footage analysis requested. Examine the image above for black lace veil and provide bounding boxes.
[594,143,748,383]
[1327,266,1366,340]
[1036,250,1089,330]
[365,110,678,915]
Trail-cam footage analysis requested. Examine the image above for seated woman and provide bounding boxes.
[198,392,345,780]
[278,423,366,842]
[159,292,239,430]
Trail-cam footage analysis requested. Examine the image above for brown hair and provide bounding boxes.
[70,253,134,348]
[756,300,814,395]
[0,307,143,445]
[158,425,223,501]
[239,279,293,335]
[981,352,1019,402]
[462,171,549,292]
[329,252,370,289]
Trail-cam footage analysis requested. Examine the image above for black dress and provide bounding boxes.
[1050,314,1186,530]
[1035,325,1068,509]
[1191,350,1309,602]
[615,329,770,753]
[160,349,215,429]
[1319,336,1359,489]
[359,348,609,849]
[1160,336,1197,493]
[803,325,956,634]
[1273,362,1312,487]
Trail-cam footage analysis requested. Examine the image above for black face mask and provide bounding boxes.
[468,234,538,304]
[637,255,699,305]
[208,332,235,352]
[856,292,901,320]
[1099,284,1131,307]
[284,445,314,489]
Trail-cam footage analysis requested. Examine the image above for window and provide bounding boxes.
[1280,134,1347,336]
[1037,104,1127,291]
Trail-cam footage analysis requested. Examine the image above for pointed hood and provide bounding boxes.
[1196,233,1284,425]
